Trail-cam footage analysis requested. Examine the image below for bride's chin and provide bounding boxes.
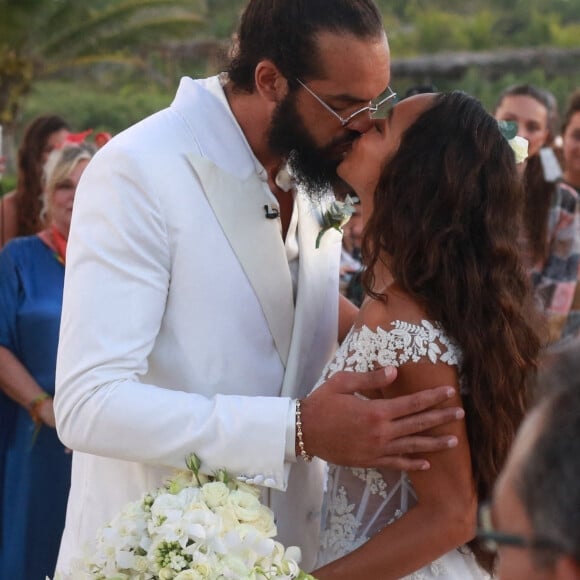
[336,159,351,183]
[336,172,355,193]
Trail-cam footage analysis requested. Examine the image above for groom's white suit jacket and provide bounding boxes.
[54,76,342,573]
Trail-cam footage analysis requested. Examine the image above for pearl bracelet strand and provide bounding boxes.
[295,399,313,462]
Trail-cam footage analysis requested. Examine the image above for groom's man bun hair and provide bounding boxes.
[227,0,385,93]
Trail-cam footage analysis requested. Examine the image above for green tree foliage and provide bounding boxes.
[3,0,580,183]
[0,0,205,126]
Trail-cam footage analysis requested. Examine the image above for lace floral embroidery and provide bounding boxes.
[350,468,388,499]
[314,320,461,391]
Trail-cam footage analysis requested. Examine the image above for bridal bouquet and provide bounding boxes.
[59,455,316,580]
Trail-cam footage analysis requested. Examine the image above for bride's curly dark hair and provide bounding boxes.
[362,91,543,572]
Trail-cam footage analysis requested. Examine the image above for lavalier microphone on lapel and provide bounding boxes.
[264,205,280,219]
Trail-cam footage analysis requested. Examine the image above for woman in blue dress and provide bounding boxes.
[0,143,94,580]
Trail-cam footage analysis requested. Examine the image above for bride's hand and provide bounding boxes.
[299,367,462,471]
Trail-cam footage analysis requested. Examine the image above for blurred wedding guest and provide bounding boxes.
[495,84,580,345]
[561,89,580,195]
[95,131,113,149]
[0,115,70,248]
[479,344,580,579]
[0,143,94,580]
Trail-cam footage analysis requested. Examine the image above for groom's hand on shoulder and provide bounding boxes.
[299,367,462,471]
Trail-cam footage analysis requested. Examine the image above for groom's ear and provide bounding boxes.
[254,60,288,104]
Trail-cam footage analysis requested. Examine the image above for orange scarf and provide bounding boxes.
[38,224,67,265]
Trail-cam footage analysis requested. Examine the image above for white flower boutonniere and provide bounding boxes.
[316,195,356,249]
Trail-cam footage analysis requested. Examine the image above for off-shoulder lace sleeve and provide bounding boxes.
[313,319,461,391]
[314,321,483,578]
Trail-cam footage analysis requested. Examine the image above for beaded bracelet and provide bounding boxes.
[295,399,313,462]
[28,392,51,424]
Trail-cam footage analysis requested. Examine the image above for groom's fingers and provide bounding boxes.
[304,368,464,468]
[322,367,459,421]
[379,434,458,459]
[374,434,461,471]
[382,386,458,419]
[377,457,431,471]
[374,455,432,472]
[383,399,464,442]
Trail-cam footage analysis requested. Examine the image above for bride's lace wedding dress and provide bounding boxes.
[314,320,491,579]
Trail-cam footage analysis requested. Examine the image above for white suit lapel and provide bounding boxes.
[186,154,295,367]
[281,191,342,398]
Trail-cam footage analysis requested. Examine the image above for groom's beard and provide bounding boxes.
[267,91,356,197]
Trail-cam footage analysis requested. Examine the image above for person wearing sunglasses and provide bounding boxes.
[478,345,580,579]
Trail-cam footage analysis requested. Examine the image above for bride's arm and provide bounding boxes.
[313,359,476,579]
[338,293,358,342]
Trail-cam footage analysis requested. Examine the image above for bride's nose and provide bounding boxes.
[371,119,387,134]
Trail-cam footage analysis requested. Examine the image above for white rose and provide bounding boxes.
[213,504,239,533]
[227,489,262,522]
[158,567,176,579]
[235,481,262,499]
[174,570,203,580]
[251,505,277,537]
[200,482,230,508]
[132,554,150,573]
[187,549,219,578]
[509,135,529,164]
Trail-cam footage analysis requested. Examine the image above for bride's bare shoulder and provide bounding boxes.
[357,283,429,332]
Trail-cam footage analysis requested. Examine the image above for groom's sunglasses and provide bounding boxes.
[296,79,397,127]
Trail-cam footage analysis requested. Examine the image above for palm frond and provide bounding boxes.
[41,53,146,76]
[39,0,205,56]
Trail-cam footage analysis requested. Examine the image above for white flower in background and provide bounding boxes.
[497,119,529,164]
[509,135,529,164]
